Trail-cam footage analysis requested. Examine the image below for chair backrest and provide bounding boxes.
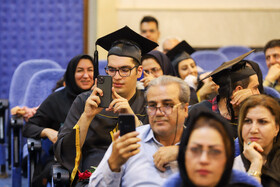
[218,45,253,60]
[99,60,107,75]
[248,51,268,77]
[191,50,229,72]
[234,138,240,157]
[9,59,62,108]
[22,69,66,108]
[264,86,280,99]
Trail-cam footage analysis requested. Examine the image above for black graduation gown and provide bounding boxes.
[22,88,75,138]
[54,89,148,172]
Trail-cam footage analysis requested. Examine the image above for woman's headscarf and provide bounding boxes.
[178,105,235,187]
[141,50,175,76]
[64,54,98,97]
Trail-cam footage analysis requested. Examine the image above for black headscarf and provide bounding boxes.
[178,106,235,187]
[141,50,175,76]
[64,54,98,97]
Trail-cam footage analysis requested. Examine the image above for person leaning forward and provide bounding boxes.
[53,26,158,186]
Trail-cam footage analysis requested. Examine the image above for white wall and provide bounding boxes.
[89,0,280,59]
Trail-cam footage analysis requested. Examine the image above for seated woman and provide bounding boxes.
[166,41,218,104]
[139,50,174,88]
[163,106,261,187]
[22,54,98,186]
[233,94,280,186]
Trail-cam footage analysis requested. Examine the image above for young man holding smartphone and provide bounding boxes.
[89,75,190,187]
[54,26,157,185]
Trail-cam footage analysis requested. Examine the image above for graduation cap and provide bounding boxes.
[166,40,195,67]
[93,26,158,65]
[201,50,256,86]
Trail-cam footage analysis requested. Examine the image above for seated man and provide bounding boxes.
[263,39,280,92]
[162,37,180,54]
[54,26,158,186]
[88,75,190,187]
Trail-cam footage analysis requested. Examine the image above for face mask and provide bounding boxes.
[184,74,198,90]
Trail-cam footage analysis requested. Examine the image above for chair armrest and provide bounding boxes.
[10,115,24,128]
[27,138,42,152]
[52,163,70,187]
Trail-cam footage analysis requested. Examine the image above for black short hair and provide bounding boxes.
[264,39,280,53]
[140,16,159,29]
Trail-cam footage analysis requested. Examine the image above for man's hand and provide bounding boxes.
[106,87,134,114]
[108,131,141,172]
[153,146,179,172]
[41,128,58,144]
[140,71,155,88]
[265,64,280,83]
[231,89,254,106]
[84,81,104,119]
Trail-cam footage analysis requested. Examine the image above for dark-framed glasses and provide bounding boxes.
[146,102,182,116]
[105,66,138,77]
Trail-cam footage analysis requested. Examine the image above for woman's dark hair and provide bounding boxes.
[178,106,235,187]
[64,54,98,97]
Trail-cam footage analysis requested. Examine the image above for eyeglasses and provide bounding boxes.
[144,67,161,75]
[187,146,223,159]
[105,66,138,77]
[146,103,182,116]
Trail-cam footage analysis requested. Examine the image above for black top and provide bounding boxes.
[22,54,97,139]
[178,105,235,187]
[54,89,149,172]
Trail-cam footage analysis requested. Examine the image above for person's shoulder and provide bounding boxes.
[162,172,182,187]
[189,100,212,113]
[230,169,262,187]
[73,90,92,102]
[135,89,145,98]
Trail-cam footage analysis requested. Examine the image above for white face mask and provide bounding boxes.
[184,74,198,90]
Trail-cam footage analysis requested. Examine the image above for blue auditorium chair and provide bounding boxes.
[218,45,253,60]
[264,86,280,99]
[0,99,9,177]
[248,51,268,77]
[234,138,241,157]
[9,64,63,187]
[191,50,229,72]
[22,69,65,187]
[9,59,62,109]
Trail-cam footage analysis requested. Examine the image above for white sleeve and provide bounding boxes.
[88,144,124,187]
[233,155,246,172]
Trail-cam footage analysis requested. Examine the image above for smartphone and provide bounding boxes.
[118,114,136,136]
[97,75,112,108]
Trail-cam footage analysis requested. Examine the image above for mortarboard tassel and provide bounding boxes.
[94,44,99,77]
